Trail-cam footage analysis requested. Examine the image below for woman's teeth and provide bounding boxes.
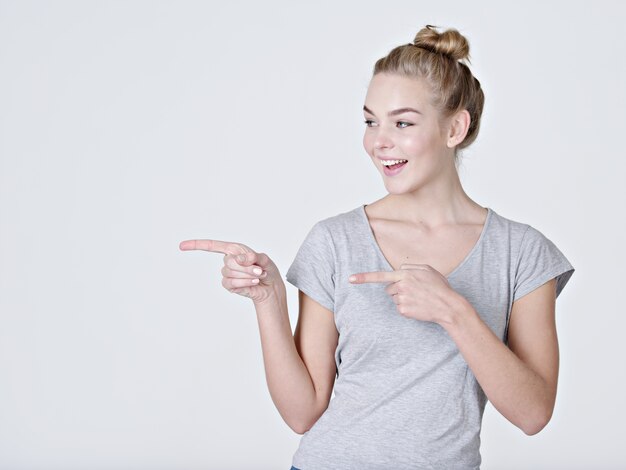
[381,159,408,166]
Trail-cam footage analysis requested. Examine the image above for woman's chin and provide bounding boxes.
[383,183,412,195]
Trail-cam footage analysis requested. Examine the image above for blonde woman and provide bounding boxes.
[180,25,574,470]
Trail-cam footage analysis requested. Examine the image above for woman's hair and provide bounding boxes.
[373,25,485,151]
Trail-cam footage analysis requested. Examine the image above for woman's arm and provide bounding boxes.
[349,266,560,435]
[255,287,338,434]
[178,239,338,434]
[442,278,559,435]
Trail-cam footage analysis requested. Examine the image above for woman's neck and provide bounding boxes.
[373,172,485,228]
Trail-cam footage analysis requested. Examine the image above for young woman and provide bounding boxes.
[180,25,574,470]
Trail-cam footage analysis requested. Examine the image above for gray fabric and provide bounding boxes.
[285,204,575,470]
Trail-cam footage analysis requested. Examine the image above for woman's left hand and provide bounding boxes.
[348,264,468,324]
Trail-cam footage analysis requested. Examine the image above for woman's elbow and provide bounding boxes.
[288,420,310,435]
[281,394,330,434]
[520,406,554,436]
[285,408,324,435]
[288,417,316,435]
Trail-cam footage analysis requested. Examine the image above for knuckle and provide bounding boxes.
[411,270,425,280]
[225,242,240,252]
[226,254,240,269]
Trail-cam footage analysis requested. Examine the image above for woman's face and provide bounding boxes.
[363,73,454,194]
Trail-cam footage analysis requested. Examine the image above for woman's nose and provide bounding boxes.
[373,126,394,150]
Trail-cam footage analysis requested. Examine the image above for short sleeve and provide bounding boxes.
[513,225,575,302]
[285,221,336,312]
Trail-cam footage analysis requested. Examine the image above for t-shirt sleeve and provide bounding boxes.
[285,221,336,312]
[513,225,575,303]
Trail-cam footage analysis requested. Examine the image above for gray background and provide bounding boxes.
[1,1,624,469]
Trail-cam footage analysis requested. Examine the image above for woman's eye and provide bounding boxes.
[397,121,413,128]
[364,119,377,127]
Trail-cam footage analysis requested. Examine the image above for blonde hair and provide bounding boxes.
[373,25,485,152]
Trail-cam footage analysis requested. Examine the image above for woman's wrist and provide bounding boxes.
[253,281,287,310]
[437,294,477,331]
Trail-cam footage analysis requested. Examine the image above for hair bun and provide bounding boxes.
[413,25,470,62]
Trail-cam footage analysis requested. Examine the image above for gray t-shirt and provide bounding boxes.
[285,204,575,470]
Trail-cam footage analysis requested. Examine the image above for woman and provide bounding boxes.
[180,25,574,470]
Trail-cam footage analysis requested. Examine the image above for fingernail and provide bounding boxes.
[349,275,356,282]
[253,267,262,275]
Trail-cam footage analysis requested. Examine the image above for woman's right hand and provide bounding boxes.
[179,239,284,304]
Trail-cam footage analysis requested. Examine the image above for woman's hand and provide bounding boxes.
[179,239,284,305]
[349,264,467,324]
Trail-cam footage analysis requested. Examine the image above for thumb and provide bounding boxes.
[236,252,256,266]
[400,264,429,270]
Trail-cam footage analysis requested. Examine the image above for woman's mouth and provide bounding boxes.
[381,159,408,176]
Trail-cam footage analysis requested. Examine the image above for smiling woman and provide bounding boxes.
[181,24,575,470]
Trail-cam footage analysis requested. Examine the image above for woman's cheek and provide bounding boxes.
[363,133,375,156]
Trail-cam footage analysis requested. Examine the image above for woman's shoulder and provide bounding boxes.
[310,204,365,232]
[488,207,530,231]
[488,209,575,300]
[487,208,570,261]
[487,207,539,242]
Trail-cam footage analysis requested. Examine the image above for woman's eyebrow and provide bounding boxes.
[363,105,422,116]
[389,107,422,116]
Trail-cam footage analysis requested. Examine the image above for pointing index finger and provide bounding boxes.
[179,239,238,254]
[349,270,400,284]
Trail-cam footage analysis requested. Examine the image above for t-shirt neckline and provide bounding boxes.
[359,204,493,280]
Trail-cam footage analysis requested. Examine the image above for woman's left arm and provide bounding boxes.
[349,266,560,435]
[443,277,559,435]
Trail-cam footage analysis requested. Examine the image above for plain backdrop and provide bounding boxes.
[1,1,624,469]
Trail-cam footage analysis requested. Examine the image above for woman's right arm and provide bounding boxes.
[254,286,338,434]
[179,238,338,434]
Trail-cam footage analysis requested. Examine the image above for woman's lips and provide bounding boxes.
[382,160,407,176]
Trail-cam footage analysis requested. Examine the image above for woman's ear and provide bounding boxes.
[446,109,471,148]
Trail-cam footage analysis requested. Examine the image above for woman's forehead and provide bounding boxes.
[364,73,433,113]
